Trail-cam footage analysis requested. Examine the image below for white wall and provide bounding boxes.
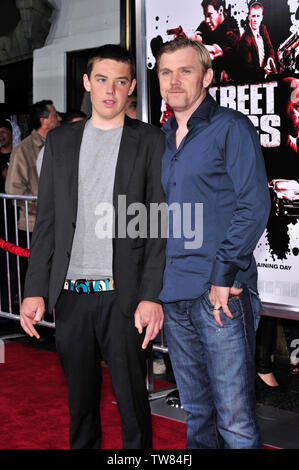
[33,0,120,111]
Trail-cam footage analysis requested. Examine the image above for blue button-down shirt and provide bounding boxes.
[159,94,270,303]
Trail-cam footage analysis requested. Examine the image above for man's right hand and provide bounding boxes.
[20,297,45,339]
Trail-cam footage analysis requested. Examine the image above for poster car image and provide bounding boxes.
[269,179,299,218]
[146,0,299,307]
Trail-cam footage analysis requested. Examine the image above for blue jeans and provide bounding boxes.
[163,283,263,449]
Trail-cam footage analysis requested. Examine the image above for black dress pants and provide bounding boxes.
[54,289,152,449]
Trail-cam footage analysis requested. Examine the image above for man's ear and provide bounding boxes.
[83,73,91,92]
[128,78,137,96]
[39,117,46,129]
[203,68,214,89]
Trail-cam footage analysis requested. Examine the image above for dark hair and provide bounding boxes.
[201,0,225,13]
[87,44,136,80]
[62,110,87,124]
[30,100,53,130]
[249,1,264,12]
[0,119,12,132]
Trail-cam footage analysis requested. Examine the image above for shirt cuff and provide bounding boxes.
[210,260,239,287]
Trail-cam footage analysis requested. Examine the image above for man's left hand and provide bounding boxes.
[205,44,223,60]
[134,301,164,350]
[209,285,243,327]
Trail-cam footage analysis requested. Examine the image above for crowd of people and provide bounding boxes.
[0,3,298,450]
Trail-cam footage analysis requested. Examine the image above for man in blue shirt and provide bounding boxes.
[156,37,270,449]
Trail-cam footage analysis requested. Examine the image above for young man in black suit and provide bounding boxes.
[19,45,166,449]
[238,1,276,83]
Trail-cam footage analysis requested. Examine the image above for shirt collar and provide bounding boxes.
[250,26,261,38]
[31,129,46,147]
[162,93,218,134]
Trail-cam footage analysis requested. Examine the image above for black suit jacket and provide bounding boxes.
[238,24,275,82]
[24,116,166,317]
[197,16,240,81]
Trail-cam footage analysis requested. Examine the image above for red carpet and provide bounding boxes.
[0,343,186,449]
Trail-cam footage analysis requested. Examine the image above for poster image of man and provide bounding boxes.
[193,0,240,82]
[284,76,299,152]
[238,1,277,83]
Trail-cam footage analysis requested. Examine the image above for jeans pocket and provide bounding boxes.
[202,288,243,325]
[248,287,262,332]
[203,289,214,309]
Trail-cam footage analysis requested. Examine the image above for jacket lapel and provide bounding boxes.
[113,115,140,209]
[66,118,87,223]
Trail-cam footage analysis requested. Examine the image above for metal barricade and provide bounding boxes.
[0,192,55,329]
[148,342,177,400]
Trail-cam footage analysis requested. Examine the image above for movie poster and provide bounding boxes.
[145,0,299,307]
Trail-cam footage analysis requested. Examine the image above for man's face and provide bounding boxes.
[286,79,299,137]
[158,46,213,115]
[83,59,136,125]
[249,7,263,31]
[125,95,137,119]
[0,127,12,148]
[42,105,61,130]
[204,5,223,31]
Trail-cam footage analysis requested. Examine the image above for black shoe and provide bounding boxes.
[256,374,282,392]
[165,389,183,408]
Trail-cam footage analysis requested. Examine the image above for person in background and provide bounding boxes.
[255,317,280,390]
[61,109,87,125]
[5,100,61,235]
[125,93,137,119]
[36,109,86,176]
[0,119,17,317]
[0,119,13,189]
[5,100,61,301]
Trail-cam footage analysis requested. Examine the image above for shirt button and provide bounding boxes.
[173,182,176,186]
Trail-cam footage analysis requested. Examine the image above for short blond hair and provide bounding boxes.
[156,37,212,74]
